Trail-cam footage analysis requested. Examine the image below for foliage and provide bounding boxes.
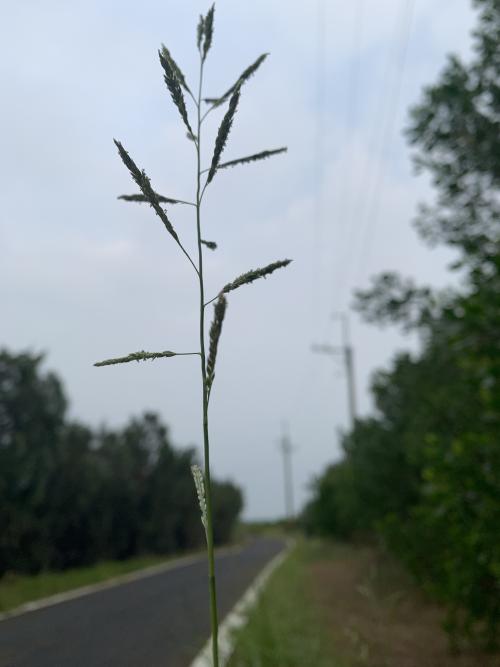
[0,349,242,577]
[306,0,500,649]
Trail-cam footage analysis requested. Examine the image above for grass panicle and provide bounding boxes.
[99,9,290,666]
[206,294,227,390]
[222,259,292,295]
[114,140,179,242]
[215,147,288,172]
[204,53,268,108]
[206,86,241,184]
[158,50,193,137]
[201,5,215,61]
[160,44,192,95]
[94,350,184,367]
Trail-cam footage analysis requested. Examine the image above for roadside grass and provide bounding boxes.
[230,538,500,667]
[228,540,345,667]
[0,553,179,614]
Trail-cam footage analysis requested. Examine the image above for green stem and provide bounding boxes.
[195,56,219,666]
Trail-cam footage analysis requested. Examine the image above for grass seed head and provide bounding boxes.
[222,259,292,295]
[207,294,227,389]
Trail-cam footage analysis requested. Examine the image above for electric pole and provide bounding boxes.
[279,422,295,521]
[311,312,357,430]
[337,313,357,428]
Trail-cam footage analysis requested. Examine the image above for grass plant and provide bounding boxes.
[95,6,290,665]
[228,541,339,667]
[0,553,173,614]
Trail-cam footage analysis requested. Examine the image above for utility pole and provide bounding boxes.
[279,422,295,521]
[337,313,357,428]
[312,312,357,430]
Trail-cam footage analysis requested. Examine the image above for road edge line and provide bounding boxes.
[0,544,241,623]
[190,539,295,667]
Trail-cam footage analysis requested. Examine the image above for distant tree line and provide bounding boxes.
[305,0,500,650]
[0,349,242,576]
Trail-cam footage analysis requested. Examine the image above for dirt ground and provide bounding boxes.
[308,543,500,667]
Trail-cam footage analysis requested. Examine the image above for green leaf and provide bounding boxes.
[206,86,240,184]
[204,53,268,108]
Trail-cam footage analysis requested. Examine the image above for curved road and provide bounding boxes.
[0,537,284,667]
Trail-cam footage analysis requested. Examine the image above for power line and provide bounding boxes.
[287,0,328,425]
[324,0,365,319]
[354,0,416,282]
[337,0,416,303]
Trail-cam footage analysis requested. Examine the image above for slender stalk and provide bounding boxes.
[195,55,219,666]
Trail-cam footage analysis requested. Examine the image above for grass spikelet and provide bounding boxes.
[222,259,292,295]
[114,140,179,242]
[158,50,193,136]
[202,5,215,61]
[160,44,192,95]
[191,464,208,536]
[206,294,227,389]
[215,147,287,171]
[204,53,268,108]
[94,350,179,367]
[197,15,205,50]
[201,239,218,250]
[206,86,240,184]
[119,193,183,205]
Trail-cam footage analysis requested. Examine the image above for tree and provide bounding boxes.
[307,0,500,648]
[0,351,243,575]
[0,350,66,573]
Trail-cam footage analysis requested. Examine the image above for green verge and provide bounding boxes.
[228,540,345,667]
[0,553,178,614]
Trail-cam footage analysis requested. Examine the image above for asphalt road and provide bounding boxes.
[0,537,285,667]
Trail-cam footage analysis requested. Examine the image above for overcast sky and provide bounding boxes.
[1,0,475,519]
